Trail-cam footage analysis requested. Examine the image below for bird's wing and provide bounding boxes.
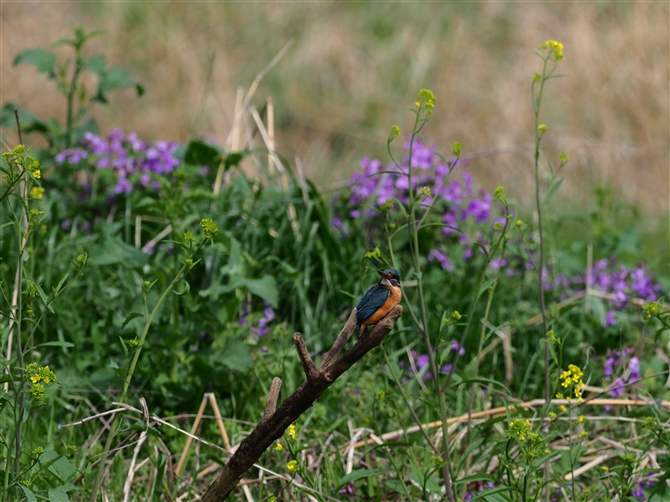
[356,285,391,323]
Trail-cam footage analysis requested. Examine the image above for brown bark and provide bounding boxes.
[201,305,403,501]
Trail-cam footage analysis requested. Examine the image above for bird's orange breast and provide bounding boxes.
[361,285,402,327]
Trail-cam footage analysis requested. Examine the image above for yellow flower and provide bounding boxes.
[275,442,283,451]
[33,170,41,179]
[288,423,296,440]
[578,415,585,424]
[287,460,299,473]
[545,40,564,60]
[549,412,557,419]
[560,405,566,412]
[30,186,45,200]
[30,374,40,384]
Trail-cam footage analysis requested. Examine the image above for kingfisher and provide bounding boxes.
[355,268,402,336]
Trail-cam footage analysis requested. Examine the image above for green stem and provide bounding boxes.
[65,50,84,148]
[533,56,551,405]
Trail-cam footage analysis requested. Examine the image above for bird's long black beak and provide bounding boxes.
[377,270,388,279]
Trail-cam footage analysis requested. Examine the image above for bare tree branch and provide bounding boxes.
[200,305,403,501]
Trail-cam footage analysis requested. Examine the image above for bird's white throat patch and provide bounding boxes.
[381,278,392,286]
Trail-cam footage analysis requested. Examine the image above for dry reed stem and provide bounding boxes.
[122,430,147,502]
[350,397,670,450]
[175,394,210,477]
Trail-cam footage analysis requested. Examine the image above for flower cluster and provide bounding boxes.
[25,363,57,401]
[335,137,506,266]
[642,300,667,322]
[540,39,564,60]
[55,129,181,195]
[558,364,585,404]
[603,348,641,398]
[508,419,532,441]
[239,303,276,341]
[545,259,664,326]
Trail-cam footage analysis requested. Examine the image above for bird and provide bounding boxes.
[355,268,402,336]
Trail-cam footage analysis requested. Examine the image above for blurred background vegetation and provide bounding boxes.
[3,1,668,218]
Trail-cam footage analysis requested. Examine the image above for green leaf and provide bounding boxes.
[224,151,248,170]
[152,454,168,501]
[545,177,564,205]
[48,486,73,502]
[183,139,226,167]
[20,486,38,502]
[98,66,136,92]
[48,456,77,483]
[0,103,48,134]
[89,236,148,267]
[241,275,278,307]
[478,278,496,296]
[456,377,511,394]
[84,54,106,75]
[453,473,497,486]
[217,338,252,373]
[54,272,70,295]
[336,468,384,490]
[36,341,75,349]
[30,280,54,312]
[172,279,190,296]
[13,48,57,77]
[122,312,144,329]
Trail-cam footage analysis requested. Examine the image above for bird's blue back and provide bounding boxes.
[356,283,391,328]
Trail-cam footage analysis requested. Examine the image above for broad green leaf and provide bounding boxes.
[0,103,48,134]
[239,275,278,307]
[183,139,225,167]
[98,66,136,92]
[84,54,106,75]
[89,236,148,267]
[217,338,252,372]
[48,486,72,502]
[20,486,38,502]
[224,151,248,171]
[13,48,57,76]
[48,456,77,483]
[336,468,383,490]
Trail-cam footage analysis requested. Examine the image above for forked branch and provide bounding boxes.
[201,305,403,501]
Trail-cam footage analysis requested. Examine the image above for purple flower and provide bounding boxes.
[603,310,616,327]
[610,377,625,397]
[61,218,72,231]
[263,308,275,322]
[451,341,466,356]
[461,192,492,223]
[628,357,640,381]
[416,354,430,371]
[115,177,132,194]
[428,249,455,272]
[55,148,88,164]
[440,364,453,374]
